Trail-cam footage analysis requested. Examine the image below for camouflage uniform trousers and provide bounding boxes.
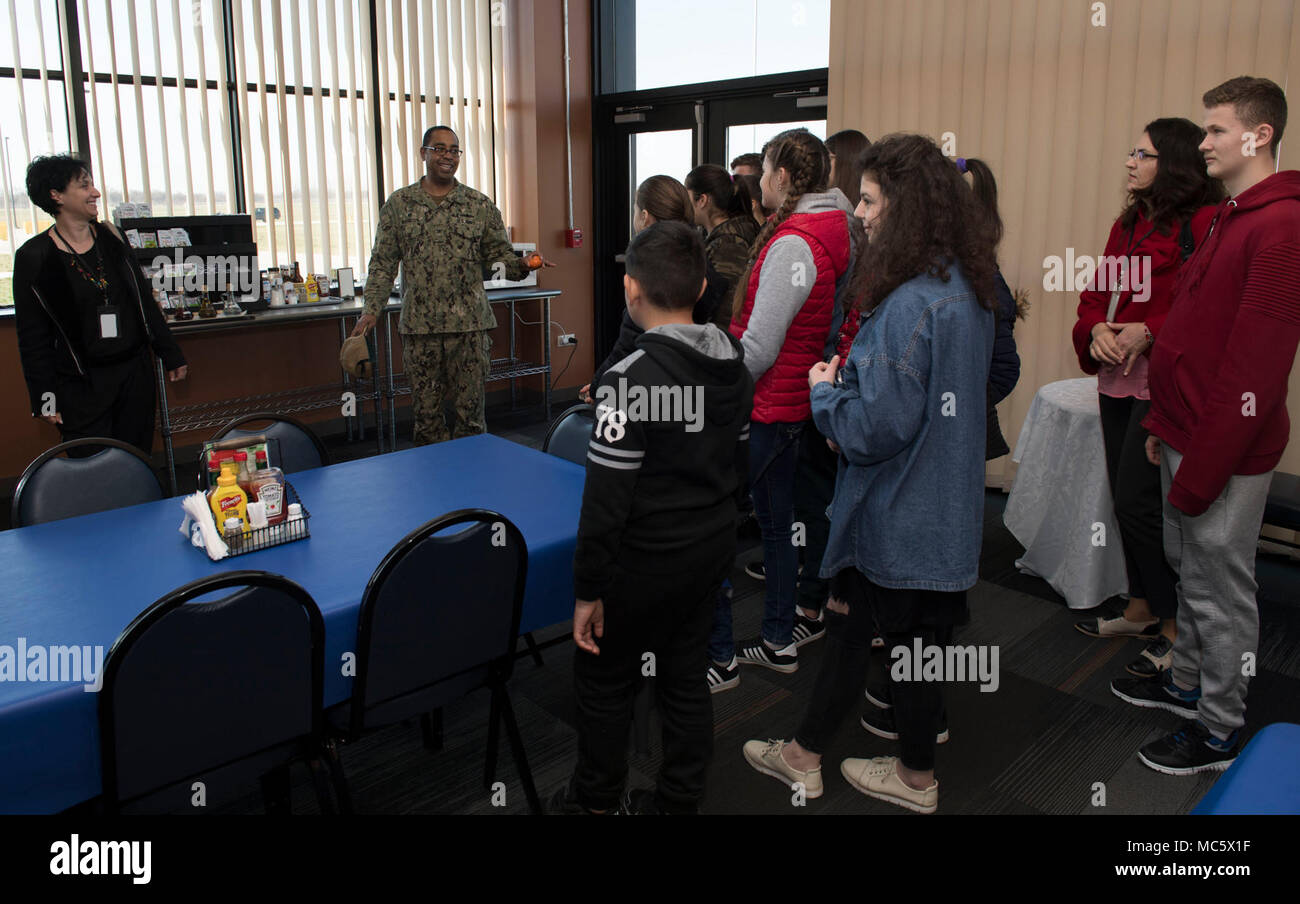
[402,330,492,445]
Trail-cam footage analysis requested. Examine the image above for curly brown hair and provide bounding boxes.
[731,128,830,317]
[851,133,999,314]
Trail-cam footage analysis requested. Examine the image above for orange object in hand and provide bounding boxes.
[526,252,543,269]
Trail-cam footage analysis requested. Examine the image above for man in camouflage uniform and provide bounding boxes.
[353,125,552,445]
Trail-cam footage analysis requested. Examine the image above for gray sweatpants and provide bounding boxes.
[1160,443,1272,738]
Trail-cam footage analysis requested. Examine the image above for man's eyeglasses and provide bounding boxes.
[1128,149,1159,161]
[423,145,463,158]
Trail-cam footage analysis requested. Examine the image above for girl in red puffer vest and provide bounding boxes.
[707,128,855,685]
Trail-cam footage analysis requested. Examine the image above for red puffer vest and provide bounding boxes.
[730,209,851,423]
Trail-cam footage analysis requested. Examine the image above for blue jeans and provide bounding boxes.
[709,420,805,661]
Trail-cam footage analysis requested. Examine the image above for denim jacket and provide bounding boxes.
[811,265,994,592]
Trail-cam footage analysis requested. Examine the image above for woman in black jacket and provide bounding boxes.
[956,157,1021,459]
[13,155,187,455]
[582,175,728,397]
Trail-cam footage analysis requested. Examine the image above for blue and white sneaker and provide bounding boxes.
[1111,671,1200,719]
[1138,720,1241,776]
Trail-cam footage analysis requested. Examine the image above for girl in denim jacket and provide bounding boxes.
[743,134,999,814]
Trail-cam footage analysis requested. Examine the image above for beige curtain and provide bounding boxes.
[828,0,1300,497]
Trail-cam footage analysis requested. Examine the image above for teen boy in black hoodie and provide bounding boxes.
[562,220,753,815]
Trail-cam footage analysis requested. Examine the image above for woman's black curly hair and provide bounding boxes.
[851,133,999,314]
[1119,118,1225,235]
[25,154,92,217]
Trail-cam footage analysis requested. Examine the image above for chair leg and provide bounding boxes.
[523,632,545,668]
[323,739,354,815]
[261,763,292,815]
[484,686,501,789]
[421,708,444,751]
[307,756,337,815]
[497,684,542,815]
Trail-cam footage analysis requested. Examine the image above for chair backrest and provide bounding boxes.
[541,403,595,466]
[210,413,330,475]
[98,570,324,813]
[12,437,163,528]
[348,509,527,737]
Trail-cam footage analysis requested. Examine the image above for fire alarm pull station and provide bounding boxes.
[565,228,583,248]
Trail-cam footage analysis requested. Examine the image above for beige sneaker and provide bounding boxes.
[840,756,938,814]
[742,739,823,799]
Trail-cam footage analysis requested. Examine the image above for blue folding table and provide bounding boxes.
[0,433,585,814]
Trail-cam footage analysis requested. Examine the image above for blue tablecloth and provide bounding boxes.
[1192,723,1300,815]
[0,434,585,814]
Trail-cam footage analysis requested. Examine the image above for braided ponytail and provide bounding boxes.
[730,128,830,317]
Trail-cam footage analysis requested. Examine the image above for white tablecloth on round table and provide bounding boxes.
[1003,376,1128,609]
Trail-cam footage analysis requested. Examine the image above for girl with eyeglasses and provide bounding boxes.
[1071,119,1224,677]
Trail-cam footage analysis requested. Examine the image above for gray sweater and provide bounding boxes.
[739,188,856,381]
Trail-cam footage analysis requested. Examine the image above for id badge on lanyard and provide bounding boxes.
[98,303,120,339]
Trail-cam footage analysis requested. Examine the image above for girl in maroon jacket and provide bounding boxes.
[1071,118,1222,679]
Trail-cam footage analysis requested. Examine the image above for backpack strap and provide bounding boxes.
[1178,218,1196,261]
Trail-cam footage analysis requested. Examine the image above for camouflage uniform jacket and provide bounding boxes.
[363,179,529,333]
[705,214,761,289]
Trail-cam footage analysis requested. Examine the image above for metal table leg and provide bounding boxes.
[544,295,552,421]
[508,299,517,409]
[155,355,178,496]
[386,311,397,451]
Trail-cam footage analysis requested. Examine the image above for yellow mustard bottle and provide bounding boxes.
[209,466,249,531]
[305,273,319,303]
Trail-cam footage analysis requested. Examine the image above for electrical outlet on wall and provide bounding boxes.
[558,333,577,347]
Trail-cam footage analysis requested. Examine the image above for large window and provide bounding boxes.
[599,0,830,94]
[0,0,503,304]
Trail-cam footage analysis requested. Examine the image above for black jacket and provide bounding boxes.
[592,261,728,389]
[574,323,754,601]
[985,269,1021,459]
[12,225,186,416]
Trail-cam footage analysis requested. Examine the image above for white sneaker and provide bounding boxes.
[742,738,823,798]
[840,756,938,814]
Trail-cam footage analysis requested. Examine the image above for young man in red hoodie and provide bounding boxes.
[1110,76,1300,775]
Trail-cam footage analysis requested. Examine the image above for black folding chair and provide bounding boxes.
[12,437,163,527]
[98,571,338,815]
[327,509,542,814]
[541,403,595,467]
[209,413,330,477]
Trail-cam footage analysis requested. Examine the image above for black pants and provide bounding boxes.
[572,553,726,814]
[56,350,157,456]
[795,569,961,772]
[1097,394,1178,619]
[793,422,838,613]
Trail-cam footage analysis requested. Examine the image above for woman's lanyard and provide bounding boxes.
[1104,221,1159,322]
[53,224,119,339]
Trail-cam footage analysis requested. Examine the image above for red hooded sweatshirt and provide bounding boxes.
[1142,170,1300,516]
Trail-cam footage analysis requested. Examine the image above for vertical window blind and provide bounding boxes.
[0,0,504,301]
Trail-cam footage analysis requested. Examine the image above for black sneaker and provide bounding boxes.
[864,679,892,710]
[1125,635,1174,678]
[744,560,803,581]
[736,637,798,673]
[618,788,662,814]
[791,610,826,648]
[707,657,740,693]
[871,635,884,649]
[1111,672,1199,719]
[860,705,949,744]
[548,786,603,815]
[1137,719,1241,776]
